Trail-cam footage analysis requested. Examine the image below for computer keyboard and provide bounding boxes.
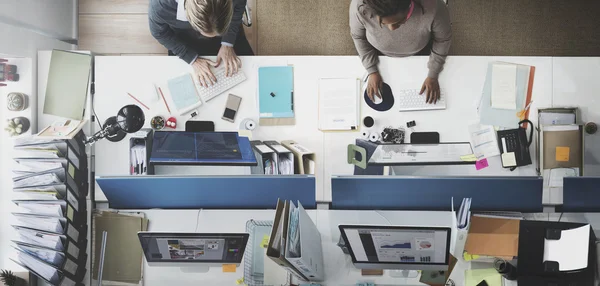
[396,89,447,111]
[194,66,247,102]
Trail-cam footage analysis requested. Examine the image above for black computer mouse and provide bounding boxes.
[364,82,394,112]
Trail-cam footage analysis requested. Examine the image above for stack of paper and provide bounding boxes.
[479,62,535,128]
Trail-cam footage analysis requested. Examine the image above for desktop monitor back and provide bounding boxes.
[339,225,451,271]
[138,232,249,267]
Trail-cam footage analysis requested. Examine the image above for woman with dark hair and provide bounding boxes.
[350,0,451,104]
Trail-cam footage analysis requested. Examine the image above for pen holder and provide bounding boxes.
[494,258,517,280]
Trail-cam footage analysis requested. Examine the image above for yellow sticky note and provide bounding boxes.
[223,264,236,273]
[463,252,480,261]
[238,130,253,140]
[261,235,270,248]
[460,154,478,162]
[556,146,570,162]
[235,277,244,285]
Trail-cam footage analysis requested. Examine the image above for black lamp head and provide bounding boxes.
[116,104,145,133]
[85,104,146,145]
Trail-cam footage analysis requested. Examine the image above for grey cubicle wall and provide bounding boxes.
[331,176,544,212]
[560,177,600,212]
[96,175,316,209]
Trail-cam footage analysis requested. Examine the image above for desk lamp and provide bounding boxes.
[85,104,145,145]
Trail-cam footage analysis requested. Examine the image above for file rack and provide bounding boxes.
[10,131,89,286]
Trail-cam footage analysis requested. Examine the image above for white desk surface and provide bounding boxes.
[92,56,556,203]
[126,209,464,286]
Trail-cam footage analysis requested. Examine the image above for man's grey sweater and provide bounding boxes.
[149,0,247,64]
[350,0,452,79]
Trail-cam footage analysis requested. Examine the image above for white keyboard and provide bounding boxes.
[194,66,246,102]
[396,89,447,111]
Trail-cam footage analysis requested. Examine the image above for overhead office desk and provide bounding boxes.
[114,209,477,286]
[91,56,557,203]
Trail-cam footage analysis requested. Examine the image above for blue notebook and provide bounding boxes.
[258,66,294,119]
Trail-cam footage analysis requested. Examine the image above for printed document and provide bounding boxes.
[491,63,517,110]
[318,78,360,131]
[468,123,501,160]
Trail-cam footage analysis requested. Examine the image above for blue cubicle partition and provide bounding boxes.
[96,175,316,209]
[331,176,543,212]
[561,177,600,212]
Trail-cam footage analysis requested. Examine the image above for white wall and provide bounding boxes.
[0,0,77,42]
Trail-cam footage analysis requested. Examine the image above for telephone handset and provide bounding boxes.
[497,119,534,171]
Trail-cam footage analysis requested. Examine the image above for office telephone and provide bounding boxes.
[497,119,534,170]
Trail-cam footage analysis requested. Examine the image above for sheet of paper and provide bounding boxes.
[544,224,590,271]
[491,64,517,110]
[548,168,579,188]
[318,78,360,130]
[468,124,501,160]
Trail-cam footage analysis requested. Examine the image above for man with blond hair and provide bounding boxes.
[149,0,253,87]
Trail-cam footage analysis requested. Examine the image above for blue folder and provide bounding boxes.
[258,66,294,118]
[96,175,316,209]
[332,176,543,212]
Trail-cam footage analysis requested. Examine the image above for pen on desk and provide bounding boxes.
[127,92,150,110]
[291,90,294,112]
[158,87,171,114]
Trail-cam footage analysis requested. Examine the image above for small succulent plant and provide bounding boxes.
[0,270,18,286]
[5,118,24,136]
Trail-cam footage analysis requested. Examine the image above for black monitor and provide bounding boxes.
[138,232,249,266]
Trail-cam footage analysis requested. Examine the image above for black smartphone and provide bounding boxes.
[411,132,440,144]
[185,121,215,132]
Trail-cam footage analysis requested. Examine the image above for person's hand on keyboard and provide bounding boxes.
[217,45,242,77]
[366,72,383,102]
[420,77,441,104]
[192,57,218,87]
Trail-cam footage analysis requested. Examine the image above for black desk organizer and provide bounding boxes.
[517,220,596,286]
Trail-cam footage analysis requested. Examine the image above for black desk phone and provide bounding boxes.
[497,119,534,170]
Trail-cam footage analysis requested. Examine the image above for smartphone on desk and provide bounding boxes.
[222,94,242,122]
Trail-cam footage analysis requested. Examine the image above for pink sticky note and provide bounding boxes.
[475,158,489,170]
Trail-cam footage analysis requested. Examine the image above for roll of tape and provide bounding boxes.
[369,132,380,142]
[240,118,257,130]
[361,131,370,140]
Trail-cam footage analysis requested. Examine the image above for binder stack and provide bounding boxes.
[266,199,324,282]
[250,140,277,175]
[10,131,89,286]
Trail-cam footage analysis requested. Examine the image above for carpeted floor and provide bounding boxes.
[256,0,600,56]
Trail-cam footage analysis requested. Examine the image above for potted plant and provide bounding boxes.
[0,270,26,286]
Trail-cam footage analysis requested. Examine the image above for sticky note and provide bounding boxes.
[235,277,244,285]
[501,152,517,167]
[475,158,489,170]
[222,264,236,272]
[460,154,478,162]
[261,235,270,248]
[463,252,481,261]
[556,146,570,162]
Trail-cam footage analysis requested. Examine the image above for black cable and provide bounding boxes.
[91,95,103,130]
[558,212,564,222]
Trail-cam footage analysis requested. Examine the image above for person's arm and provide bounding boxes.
[148,0,198,64]
[221,0,247,46]
[427,0,452,79]
[349,1,379,74]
